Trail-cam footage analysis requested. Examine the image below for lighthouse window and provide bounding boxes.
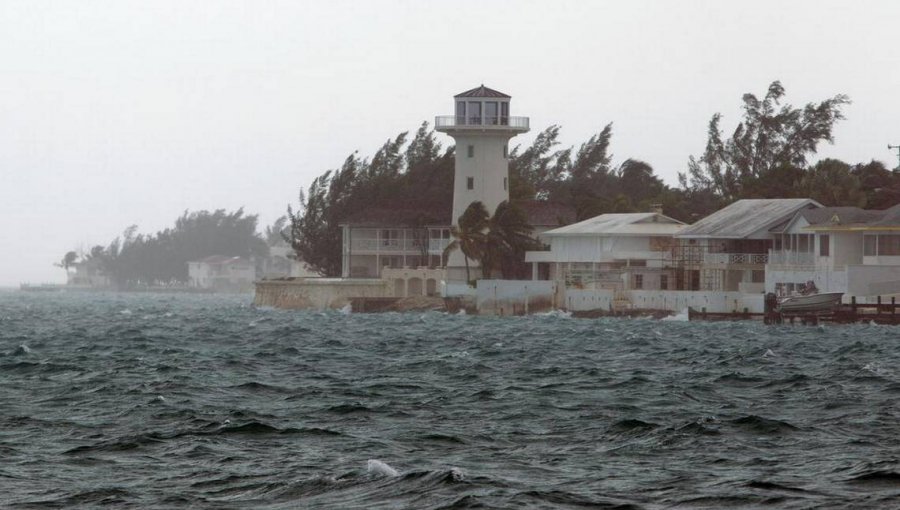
[467,177,474,190]
[503,177,508,190]
[485,102,498,125]
[467,102,481,124]
[467,145,474,158]
[456,101,465,124]
[503,144,508,158]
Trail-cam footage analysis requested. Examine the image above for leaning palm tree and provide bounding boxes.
[487,201,543,279]
[443,201,489,284]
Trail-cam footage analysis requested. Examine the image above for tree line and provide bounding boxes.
[286,81,900,278]
[60,209,270,289]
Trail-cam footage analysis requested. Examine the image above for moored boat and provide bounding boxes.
[776,291,843,314]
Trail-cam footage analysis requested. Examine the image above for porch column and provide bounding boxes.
[532,262,538,281]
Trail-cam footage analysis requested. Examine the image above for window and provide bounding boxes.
[865,235,877,256]
[503,144,508,158]
[633,274,643,289]
[467,101,481,124]
[467,177,474,190]
[456,101,465,124]
[467,145,474,158]
[659,274,668,290]
[500,102,509,124]
[879,235,900,256]
[774,236,782,251]
[503,177,508,191]
[819,234,830,256]
[485,102,498,125]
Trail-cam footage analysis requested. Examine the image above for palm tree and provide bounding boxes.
[485,201,542,279]
[443,201,489,284]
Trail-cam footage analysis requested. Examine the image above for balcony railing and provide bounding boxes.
[767,250,815,266]
[351,238,425,252]
[434,115,529,130]
[703,252,769,265]
[429,238,451,254]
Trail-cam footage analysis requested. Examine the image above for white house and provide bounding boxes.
[766,204,900,299]
[67,260,110,288]
[188,255,256,292]
[525,211,685,291]
[260,245,318,279]
[674,198,821,292]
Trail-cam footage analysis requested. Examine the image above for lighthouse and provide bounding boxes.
[435,85,530,280]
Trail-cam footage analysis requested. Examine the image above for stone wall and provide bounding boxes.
[254,279,390,310]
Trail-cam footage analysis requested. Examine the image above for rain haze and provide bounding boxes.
[2,0,899,287]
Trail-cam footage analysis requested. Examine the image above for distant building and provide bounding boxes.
[67,260,110,288]
[674,198,821,292]
[766,204,900,299]
[340,201,575,279]
[261,245,318,279]
[525,210,685,291]
[188,255,256,292]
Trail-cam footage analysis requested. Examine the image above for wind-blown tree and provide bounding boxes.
[443,201,490,284]
[56,251,78,272]
[680,81,850,201]
[91,209,268,288]
[287,122,454,276]
[483,201,543,279]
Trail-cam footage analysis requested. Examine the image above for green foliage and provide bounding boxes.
[287,122,453,276]
[444,201,490,283]
[88,209,267,288]
[681,81,851,200]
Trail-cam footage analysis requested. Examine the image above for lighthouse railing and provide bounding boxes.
[435,115,529,130]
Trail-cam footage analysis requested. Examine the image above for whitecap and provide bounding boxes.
[456,309,467,316]
[536,309,572,318]
[661,308,690,322]
[367,459,399,477]
[763,349,776,358]
[119,309,133,315]
[13,344,31,355]
[339,304,352,315]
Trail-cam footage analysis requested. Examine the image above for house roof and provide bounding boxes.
[867,203,900,228]
[541,212,685,237]
[796,203,900,231]
[676,198,820,239]
[192,255,249,265]
[454,85,511,98]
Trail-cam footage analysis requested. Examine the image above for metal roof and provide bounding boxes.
[676,199,820,239]
[454,85,511,98]
[541,212,684,237]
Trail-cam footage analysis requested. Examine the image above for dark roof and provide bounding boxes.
[799,207,880,227]
[193,255,249,265]
[677,199,820,239]
[865,203,900,227]
[455,85,511,98]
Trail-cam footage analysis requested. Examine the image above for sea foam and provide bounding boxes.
[367,459,400,477]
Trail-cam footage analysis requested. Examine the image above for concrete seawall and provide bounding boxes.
[254,279,389,309]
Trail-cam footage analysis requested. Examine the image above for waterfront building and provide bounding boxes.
[188,255,256,291]
[524,210,685,292]
[673,198,821,292]
[766,204,900,300]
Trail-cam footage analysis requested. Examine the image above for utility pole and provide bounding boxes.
[889,144,900,170]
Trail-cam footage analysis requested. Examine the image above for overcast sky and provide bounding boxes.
[2,0,899,286]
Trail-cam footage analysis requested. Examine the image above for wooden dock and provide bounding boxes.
[687,296,900,325]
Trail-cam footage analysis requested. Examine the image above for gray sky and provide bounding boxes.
[2,0,899,286]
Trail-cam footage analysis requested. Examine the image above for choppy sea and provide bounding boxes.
[2,290,900,509]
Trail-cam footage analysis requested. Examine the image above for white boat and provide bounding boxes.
[776,292,843,314]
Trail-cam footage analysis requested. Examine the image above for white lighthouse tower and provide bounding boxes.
[435,85,530,282]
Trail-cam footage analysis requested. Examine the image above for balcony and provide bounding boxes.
[351,238,424,253]
[429,238,451,254]
[767,250,815,266]
[434,115,529,133]
[703,252,769,265]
